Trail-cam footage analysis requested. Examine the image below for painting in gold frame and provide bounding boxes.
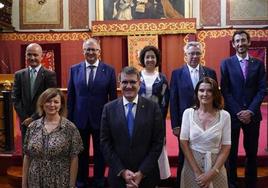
[96,0,193,21]
[20,0,63,29]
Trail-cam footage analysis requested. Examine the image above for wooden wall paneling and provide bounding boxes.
[69,0,89,29]
[200,0,221,26]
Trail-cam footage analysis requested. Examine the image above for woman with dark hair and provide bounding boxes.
[180,77,231,188]
[22,88,83,188]
[138,45,170,123]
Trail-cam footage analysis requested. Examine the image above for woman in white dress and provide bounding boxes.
[180,77,231,188]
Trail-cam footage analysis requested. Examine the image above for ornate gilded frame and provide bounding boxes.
[96,0,193,21]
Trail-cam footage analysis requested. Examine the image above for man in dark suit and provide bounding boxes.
[100,66,164,188]
[170,41,217,187]
[221,30,267,188]
[67,38,117,188]
[12,43,57,143]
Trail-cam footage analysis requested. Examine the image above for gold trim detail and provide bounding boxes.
[0,32,91,41]
[92,20,196,36]
[197,29,268,65]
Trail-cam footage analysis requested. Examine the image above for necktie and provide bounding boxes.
[127,102,134,138]
[87,65,95,89]
[192,68,199,88]
[241,59,248,79]
[30,68,37,97]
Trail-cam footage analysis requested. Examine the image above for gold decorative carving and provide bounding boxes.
[0,32,91,41]
[92,19,196,36]
[197,29,268,65]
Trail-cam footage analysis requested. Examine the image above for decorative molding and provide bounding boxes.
[92,19,196,36]
[0,32,91,41]
[197,29,268,65]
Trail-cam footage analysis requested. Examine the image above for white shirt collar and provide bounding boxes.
[187,64,200,72]
[85,59,99,68]
[123,95,139,106]
[236,53,249,62]
[29,64,42,72]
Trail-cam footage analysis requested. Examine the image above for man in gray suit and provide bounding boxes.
[12,43,57,143]
[101,66,164,188]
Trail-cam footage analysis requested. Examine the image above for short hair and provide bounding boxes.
[139,45,161,67]
[83,38,100,50]
[119,66,140,81]
[184,41,202,53]
[37,88,66,117]
[194,77,223,110]
[232,30,250,42]
[26,43,43,53]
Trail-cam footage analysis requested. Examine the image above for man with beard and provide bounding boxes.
[12,43,57,145]
[67,38,117,188]
[221,30,267,188]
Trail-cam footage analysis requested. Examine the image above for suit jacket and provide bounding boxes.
[100,96,164,188]
[67,61,117,130]
[170,64,217,129]
[12,66,57,121]
[220,55,267,126]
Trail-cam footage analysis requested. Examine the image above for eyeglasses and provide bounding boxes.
[121,80,138,86]
[187,52,201,56]
[83,48,99,53]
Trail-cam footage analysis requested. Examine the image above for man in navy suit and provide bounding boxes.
[100,66,164,188]
[170,41,217,187]
[221,30,267,188]
[12,43,57,144]
[67,38,117,188]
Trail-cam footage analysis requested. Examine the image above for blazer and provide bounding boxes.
[100,96,164,188]
[220,55,267,125]
[12,66,57,121]
[139,72,170,121]
[170,64,217,129]
[67,61,117,130]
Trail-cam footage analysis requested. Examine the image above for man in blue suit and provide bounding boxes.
[170,41,217,187]
[101,66,164,188]
[67,38,117,188]
[221,30,267,188]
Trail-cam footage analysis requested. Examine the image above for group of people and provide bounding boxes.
[12,30,266,188]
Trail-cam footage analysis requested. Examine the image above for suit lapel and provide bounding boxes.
[117,99,131,139]
[182,65,195,91]
[131,96,146,142]
[93,62,104,89]
[245,57,255,82]
[32,66,44,99]
[23,68,31,101]
[232,56,245,81]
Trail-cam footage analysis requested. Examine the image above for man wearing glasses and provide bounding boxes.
[170,41,217,187]
[100,66,164,188]
[67,38,117,188]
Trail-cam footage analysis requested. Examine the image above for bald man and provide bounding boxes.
[12,43,57,143]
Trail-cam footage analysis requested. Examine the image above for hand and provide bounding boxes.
[132,171,143,187]
[172,128,180,137]
[237,110,252,124]
[195,170,215,188]
[122,169,135,185]
[22,117,33,127]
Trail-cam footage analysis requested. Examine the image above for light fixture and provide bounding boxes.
[0,3,4,9]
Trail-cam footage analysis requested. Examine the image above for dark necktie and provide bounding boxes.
[87,65,95,89]
[127,102,134,138]
[30,68,37,98]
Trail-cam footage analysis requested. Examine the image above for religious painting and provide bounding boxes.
[96,0,192,21]
[20,0,63,29]
[127,35,158,71]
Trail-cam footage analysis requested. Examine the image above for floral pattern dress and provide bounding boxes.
[24,117,83,188]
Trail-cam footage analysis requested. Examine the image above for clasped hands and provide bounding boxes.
[237,110,252,124]
[122,169,143,188]
[195,170,215,188]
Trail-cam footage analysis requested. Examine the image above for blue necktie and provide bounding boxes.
[87,65,95,89]
[127,103,134,138]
